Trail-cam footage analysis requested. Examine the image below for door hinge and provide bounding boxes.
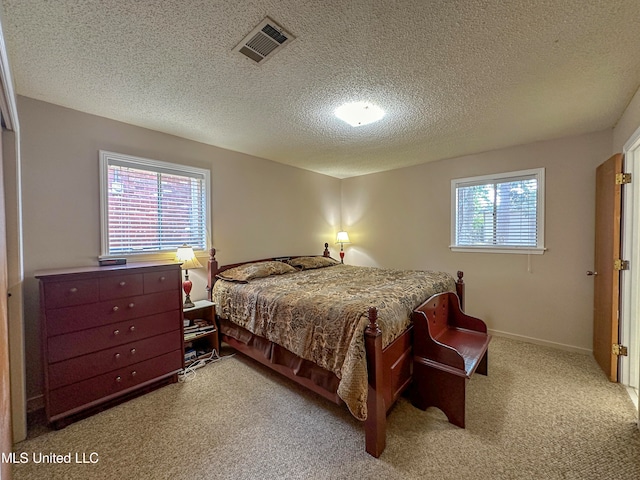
[614,259,630,270]
[615,173,632,184]
[612,344,628,356]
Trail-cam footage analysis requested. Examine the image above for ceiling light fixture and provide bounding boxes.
[335,101,385,127]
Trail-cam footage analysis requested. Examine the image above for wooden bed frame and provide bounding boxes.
[206,244,465,457]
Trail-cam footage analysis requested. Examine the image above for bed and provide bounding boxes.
[206,244,467,457]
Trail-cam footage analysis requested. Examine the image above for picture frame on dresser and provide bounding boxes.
[35,262,184,428]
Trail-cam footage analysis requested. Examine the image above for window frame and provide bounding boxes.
[450,168,546,254]
[99,150,211,259]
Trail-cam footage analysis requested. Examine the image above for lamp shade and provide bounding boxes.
[336,231,351,244]
[175,244,203,270]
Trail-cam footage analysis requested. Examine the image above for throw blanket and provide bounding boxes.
[212,264,455,420]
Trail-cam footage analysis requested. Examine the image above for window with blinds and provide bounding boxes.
[99,151,210,256]
[451,168,545,254]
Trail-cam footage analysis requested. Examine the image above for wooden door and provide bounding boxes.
[0,132,11,478]
[593,153,623,381]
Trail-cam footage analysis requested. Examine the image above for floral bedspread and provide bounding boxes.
[212,264,455,420]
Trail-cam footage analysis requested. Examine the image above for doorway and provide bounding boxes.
[621,129,640,412]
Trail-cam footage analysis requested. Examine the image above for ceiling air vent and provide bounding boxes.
[233,17,295,64]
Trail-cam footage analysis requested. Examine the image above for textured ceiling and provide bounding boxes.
[2,1,640,178]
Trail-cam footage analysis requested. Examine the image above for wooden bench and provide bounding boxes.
[411,291,491,428]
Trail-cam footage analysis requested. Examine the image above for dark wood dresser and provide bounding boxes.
[35,262,184,427]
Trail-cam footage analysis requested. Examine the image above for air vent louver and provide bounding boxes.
[234,17,295,64]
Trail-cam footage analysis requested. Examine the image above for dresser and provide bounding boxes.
[35,262,184,426]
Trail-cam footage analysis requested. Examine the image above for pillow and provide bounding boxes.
[287,256,339,270]
[216,260,297,283]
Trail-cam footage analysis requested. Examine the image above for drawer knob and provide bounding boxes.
[114,353,121,360]
[131,371,137,377]
[130,348,136,355]
[113,329,120,336]
[129,325,136,332]
[128,303,135,308]
[119,281,126,287]
[112,306,119,312]
[115,376,122,383]
[160,276,166,282]
[69,287,78,293]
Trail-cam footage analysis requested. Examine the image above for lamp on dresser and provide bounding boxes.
[336,231,351,263]
[176,244,203,308]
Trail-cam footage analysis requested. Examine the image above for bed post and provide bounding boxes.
[207,248,218,302]
[456,271,465,311]
[364,306,386,457]
[323,242,330,257]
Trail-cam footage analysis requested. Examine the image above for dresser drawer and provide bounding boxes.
[143,269,180,294]
[45,290,179,336]
[48,331,182,389]
[47,310,180,363]
[99,273,143,300]
[43,278,99,309]
[47,350,182,418]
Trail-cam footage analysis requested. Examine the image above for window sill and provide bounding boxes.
[99,250,209,262]
[450,246,546,255]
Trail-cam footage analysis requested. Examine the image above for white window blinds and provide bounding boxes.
[100,152,209,256]
[451,168,545,253]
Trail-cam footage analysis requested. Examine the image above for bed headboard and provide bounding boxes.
[206,243,332,301]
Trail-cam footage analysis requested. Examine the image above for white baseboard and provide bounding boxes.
[624,385,639,411]
[488,329,592,355]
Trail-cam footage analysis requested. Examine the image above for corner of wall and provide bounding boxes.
[613,84,640,152]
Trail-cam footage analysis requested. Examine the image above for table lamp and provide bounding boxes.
[176,244,203,308]
[336,231,351,263]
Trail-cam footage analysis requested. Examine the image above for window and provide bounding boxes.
[99,151,210,257]
[451,168,545,254]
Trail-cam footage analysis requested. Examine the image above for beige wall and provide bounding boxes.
[18,96,341,399]
[341,130,613,352]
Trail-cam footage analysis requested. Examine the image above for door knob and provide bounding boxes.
[586,271,598,276]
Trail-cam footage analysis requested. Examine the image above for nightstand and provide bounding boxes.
[183,300,219,366]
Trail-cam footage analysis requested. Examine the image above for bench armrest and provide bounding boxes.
[412,292,489,372]
[447,293,488,334]
[412,309,465,371]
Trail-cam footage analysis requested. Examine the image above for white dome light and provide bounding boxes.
[335,101,385,127]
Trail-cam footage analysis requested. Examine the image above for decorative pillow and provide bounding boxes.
[287,256,339,270]
[216,260,297,283]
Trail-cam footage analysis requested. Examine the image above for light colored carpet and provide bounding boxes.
[12,337,640,479]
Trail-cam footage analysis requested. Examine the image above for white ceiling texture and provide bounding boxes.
[2,1,640,178]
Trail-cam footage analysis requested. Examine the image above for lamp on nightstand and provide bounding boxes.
[176,244,203,308]
[335,231,351,264]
